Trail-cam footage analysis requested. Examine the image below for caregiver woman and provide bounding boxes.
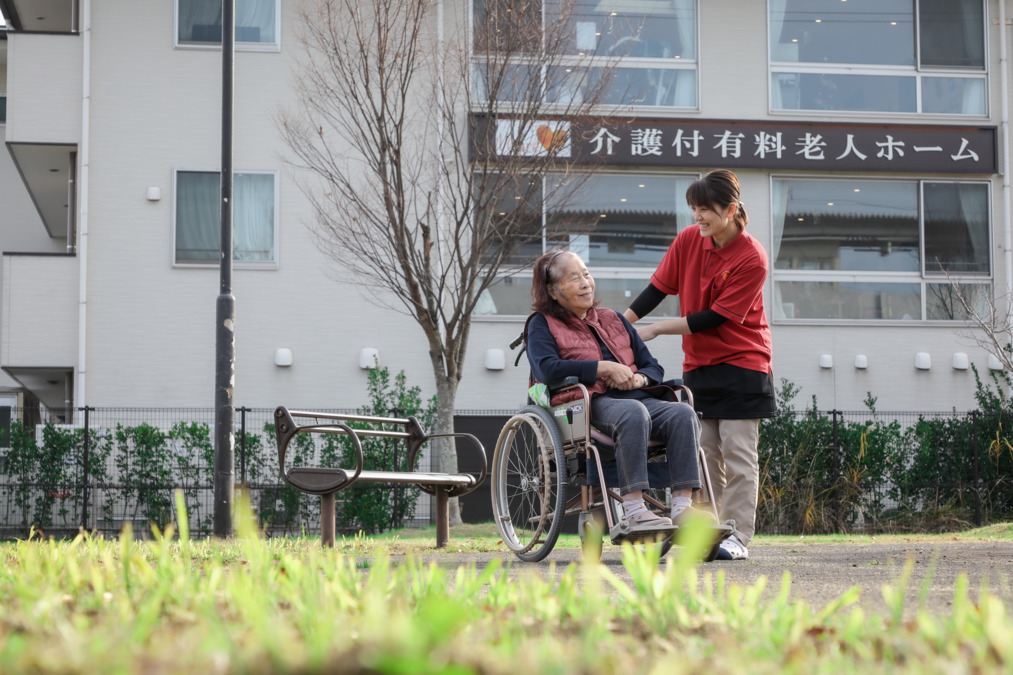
[623,169,775,561]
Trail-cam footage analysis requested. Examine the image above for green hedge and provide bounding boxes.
[4,367,1011,537]
[757,367,1013,534]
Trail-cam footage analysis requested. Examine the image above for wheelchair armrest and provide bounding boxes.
[547,376,580,394]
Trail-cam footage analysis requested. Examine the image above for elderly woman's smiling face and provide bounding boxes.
[548,253,595,319]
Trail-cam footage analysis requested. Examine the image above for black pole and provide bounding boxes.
[831,409,840,531]
[213,0,236,538]
[239,406,247,486]
[972,411,982,527]
[80,405,92,531]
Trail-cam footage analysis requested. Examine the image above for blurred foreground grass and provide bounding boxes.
[0,496,1009,673]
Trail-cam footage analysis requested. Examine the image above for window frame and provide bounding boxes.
[469,0,701,113]
[174,0,281,52]
[474,170,698,320]
[770,174,992,324]
[767,0,988,118]
[171,168,280,270]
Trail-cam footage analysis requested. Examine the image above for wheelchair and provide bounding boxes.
[490,374,733,563]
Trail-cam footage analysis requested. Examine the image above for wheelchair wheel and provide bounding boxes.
[490,405,566,562]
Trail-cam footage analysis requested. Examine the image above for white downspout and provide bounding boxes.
[75,0,90,420]
[1000,1,1012,317]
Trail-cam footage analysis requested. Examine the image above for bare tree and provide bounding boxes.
[278,0,620,523]
[941,274,1013,372]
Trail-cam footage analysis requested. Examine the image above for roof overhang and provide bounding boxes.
[0,0,74,33]
[1,366,72,412]
[6,142,75,238]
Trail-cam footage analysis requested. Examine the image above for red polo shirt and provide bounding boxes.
[651,225,772,373]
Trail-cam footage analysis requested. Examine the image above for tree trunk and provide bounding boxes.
[433,375,462,526]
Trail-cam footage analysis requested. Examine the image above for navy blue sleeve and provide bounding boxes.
[619,313,665,385]
[525,314,600,386]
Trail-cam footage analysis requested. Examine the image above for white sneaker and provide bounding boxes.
[716,534,748,560]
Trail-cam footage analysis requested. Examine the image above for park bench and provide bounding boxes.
[273,406,487,547]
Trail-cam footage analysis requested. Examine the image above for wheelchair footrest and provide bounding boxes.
[609,519,676,546]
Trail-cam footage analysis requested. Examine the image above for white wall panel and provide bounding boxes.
[4,33,81,143]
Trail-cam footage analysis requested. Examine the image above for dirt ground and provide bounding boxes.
[684,538,1013,614]
[419,537,1013,616]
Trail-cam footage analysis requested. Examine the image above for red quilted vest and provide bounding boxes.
[541,307,638,403]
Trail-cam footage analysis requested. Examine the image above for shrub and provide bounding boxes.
[113,424,174,527]
[757,371,1013,535]
[2,421,111,534]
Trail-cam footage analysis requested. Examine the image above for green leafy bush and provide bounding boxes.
[757,371,1013,534]
[113,424,174,527]
[892,367,1013,527]
[2,421,111,534]
[259,422,316,534]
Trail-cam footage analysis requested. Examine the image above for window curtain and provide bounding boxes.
[960,0,985,68]
[672,0,696,106]
[178,0,274,43]
[956,183,989,274]
[768,0,788,109]
[770,179,789,318]
[768,0,787,59]
[176,171,275,263]
[178,0,221,42]
[234,173,275,261]
[961,78,986,114]
[237,0,275,43]
[176,172,219,261]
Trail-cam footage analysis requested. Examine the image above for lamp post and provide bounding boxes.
[213,0,236,537]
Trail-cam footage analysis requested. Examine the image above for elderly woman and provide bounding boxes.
[525,249,702,533]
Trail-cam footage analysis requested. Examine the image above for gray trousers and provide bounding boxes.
[590,395,702,495]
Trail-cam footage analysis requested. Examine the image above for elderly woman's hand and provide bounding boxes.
[596,361,638,390]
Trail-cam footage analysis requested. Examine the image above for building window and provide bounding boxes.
[477,173,695,316]
[772,177,990,321]
[174,170,277,267]
[176,0,279,48]
[472,0,698,110]
[769,0,985,115]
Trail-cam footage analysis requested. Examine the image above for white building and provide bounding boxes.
[0,0,1009,426]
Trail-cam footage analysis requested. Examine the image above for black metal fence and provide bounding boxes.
[0,406,446,540]
[0,405,1009,539]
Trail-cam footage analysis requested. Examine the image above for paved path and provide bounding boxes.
[417,539,1013,616]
